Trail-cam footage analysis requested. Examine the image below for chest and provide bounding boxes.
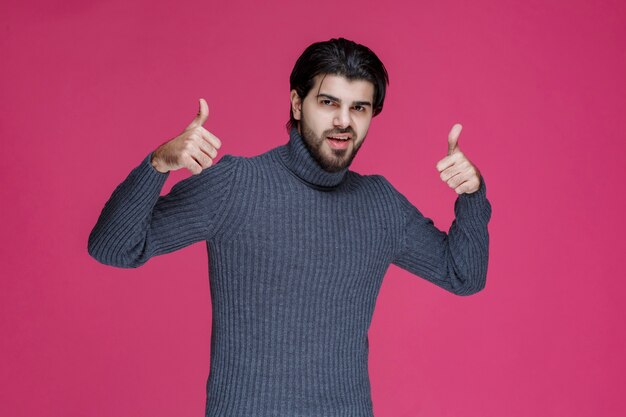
[214,178,401,283]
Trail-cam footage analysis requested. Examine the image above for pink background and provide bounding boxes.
[2,0,625,416]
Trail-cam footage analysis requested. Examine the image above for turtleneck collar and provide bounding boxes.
[277,127,349,189]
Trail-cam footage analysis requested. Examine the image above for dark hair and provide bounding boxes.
[287,37,389,132]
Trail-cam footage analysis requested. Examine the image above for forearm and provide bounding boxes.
[390,178,492,296]
[87,152,169,268]
[444,178,492,295]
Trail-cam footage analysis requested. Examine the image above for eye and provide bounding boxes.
[354,105,364,112]
[321,99,334,106]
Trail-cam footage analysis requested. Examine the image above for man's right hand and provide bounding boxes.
[150,98,222,175]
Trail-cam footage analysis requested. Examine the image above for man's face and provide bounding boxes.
[290,74,375,172]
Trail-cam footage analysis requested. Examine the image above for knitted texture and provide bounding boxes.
[88,128,492,417]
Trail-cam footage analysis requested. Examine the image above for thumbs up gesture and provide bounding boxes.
[435,123,482,194]
[150,98,223,175]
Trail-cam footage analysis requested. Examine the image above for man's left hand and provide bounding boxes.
[435,123,482,194]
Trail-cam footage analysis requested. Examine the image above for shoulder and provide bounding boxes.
[214,153,245,167]
[207,149,278,192]
[168,153,243,196]
[352,172,423,219]
[197,152,243,179]
[220,145,279,169]
[348,172,402,198]
[345,172,411,212]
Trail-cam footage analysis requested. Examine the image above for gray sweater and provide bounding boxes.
[88,128,492,417]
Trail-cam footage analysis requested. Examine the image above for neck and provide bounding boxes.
[277,128,349,189]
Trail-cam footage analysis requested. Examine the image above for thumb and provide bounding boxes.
[187,98,209,129]
[447,123,462,155]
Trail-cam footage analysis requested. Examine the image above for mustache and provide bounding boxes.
[323,127,356,136]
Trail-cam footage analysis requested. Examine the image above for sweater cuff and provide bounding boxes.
[135,151,169,184]
[144,151,170,176]
[118,152,169,193]
[454,176,492,224]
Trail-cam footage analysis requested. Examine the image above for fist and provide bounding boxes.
[151,98,222,175]
[435,123,482,194]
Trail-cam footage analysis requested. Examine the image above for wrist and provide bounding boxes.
[150,150,169,173]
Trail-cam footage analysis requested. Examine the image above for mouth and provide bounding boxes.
[326,134,352,150]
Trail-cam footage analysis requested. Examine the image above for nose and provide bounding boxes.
[333,106,351,129]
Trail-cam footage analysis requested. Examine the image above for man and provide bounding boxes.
[88,38,491,417]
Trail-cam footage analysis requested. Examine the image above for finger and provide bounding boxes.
[436,155,455,173]
[454,178,475,194]
[200,127,222,150]
[437,148,467,172]
[440,158,471,181]
[182,154,203,175]
[183,139,215,166]
[440,166,462,182]
[447,171,468,189]
[447,123,462,156]
[187,98,209,130]
[191,149,214,169]
[196,137,218,159]
[182,133,217,161]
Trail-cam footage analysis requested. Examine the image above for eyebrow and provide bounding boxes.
[316,93,372,108]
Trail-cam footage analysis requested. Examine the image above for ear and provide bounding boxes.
[290,89,302,121]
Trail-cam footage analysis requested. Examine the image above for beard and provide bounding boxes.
[299,116,366,173]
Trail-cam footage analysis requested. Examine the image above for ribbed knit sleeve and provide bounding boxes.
[88,153,240,268]
[388,178,492,296]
